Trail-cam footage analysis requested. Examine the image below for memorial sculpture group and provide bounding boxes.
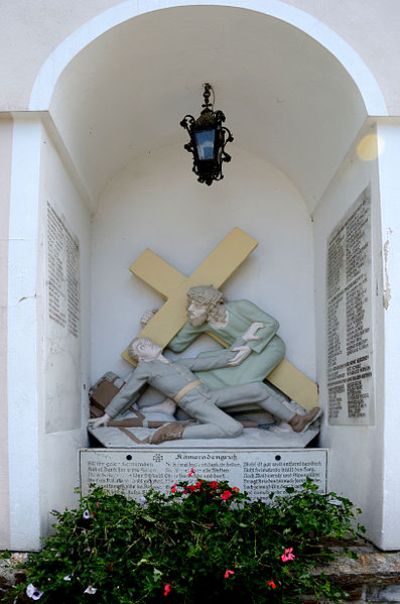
[90,285,321,445]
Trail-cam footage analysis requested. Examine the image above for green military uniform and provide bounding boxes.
[169,299,285,390]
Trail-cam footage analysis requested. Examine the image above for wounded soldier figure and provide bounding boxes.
[89,336,321,445]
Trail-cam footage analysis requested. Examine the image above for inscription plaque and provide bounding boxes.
[80,448,328,501]
[327,189,374,425]
[47,203,80,337]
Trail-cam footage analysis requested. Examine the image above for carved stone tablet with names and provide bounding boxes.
[46,203,81,432]
[80,448,327,501]
[47,203,80,337]
[327,189,374,425]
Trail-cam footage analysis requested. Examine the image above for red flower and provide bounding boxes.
[209,481,220,490]
[170,484,177,494]
[163,583,172,596]
[187,481,203,492]
[231,486,240,493]
[281,547,295,562]
[221,490,232,501]
[224,569,235,579]
[187,467,196,477]
[267,579,277,589]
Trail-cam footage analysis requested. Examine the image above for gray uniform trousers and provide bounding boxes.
[179,381,294,440]
[105,352,294,440]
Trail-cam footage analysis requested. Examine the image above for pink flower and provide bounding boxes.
[267,579,277,589]
[224,569,235,579]
[163,583,172,596]
[221,490,232,501]
[187,467,196,477]
[170,484,177,493]
[281,547,295,562]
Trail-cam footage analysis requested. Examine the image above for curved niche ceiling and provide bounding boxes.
[50,5,367,210]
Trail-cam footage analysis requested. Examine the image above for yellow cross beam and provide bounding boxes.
[122,227,318,409]
[123,228,257,350]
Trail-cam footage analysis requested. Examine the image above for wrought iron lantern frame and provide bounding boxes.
[180,83,234,186]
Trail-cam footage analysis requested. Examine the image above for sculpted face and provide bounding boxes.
[187,300,209,326]
[132,338,162,361]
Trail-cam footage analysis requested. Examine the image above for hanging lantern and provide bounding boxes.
[180,83,234,186]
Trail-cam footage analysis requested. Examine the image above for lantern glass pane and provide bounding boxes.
[194,129,216,160]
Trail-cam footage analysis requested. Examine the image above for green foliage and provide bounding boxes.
[9,477,364,604]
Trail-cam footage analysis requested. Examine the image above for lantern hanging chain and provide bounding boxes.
[202,83,214,110]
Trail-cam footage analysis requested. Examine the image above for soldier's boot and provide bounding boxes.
[289,407,322,433]
[149,422,186,445]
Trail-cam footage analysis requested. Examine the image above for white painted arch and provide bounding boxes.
[29,0,387,116]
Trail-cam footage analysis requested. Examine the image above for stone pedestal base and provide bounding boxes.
[88,421,320,449]
[79,447,328,502]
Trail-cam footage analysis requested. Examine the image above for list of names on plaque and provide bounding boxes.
[327,190,373,425]
[80,449,327,502]
[47,203,80,337]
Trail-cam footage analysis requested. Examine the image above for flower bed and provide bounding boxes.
[4,474,364,603]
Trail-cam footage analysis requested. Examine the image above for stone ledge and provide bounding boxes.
[314,541,400,587]
[303,541,400,602]
[0,557,26,601]
[2,541,400,602]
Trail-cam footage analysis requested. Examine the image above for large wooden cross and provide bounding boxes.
[122,228,318,409]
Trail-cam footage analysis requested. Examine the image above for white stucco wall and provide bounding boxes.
[7,117,45,550]
[91,144,316,388]
[313,122,387,547]
[376,120,400,550]
[0,117,13,549]
[3,0,400,552]
[5,119,91,549]
[39,127,91,538]
[45,3,369,209]
[0,1,397,113]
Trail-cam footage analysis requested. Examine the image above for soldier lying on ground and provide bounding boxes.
[89,335,321,445]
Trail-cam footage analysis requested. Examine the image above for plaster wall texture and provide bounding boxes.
[375,121,400,550]
[39,127,91,538]
[6,117,44,550]
[282,0,400,115]
[90,144,316,388]
[0,118,91,550]
[44,3,368,210]
[0,0,398,113]
[1,0,399,551]
[313,122,388,548]
[0,118,13,549]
